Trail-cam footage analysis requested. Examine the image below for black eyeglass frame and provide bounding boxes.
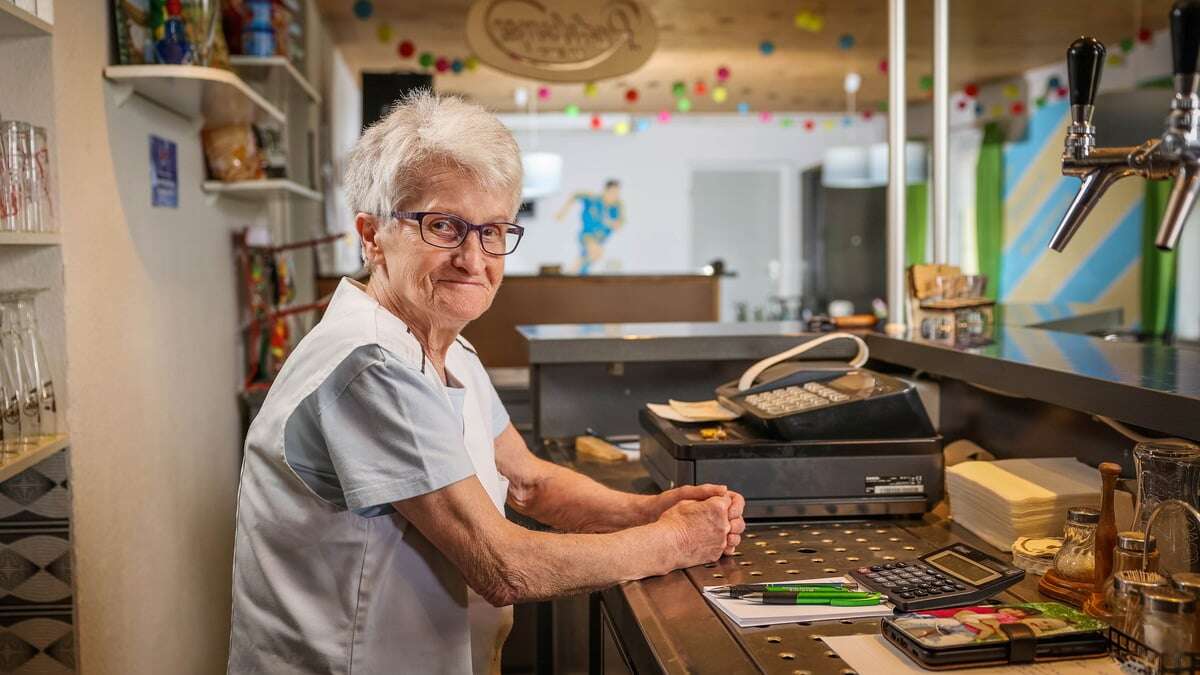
[390,210,525,256]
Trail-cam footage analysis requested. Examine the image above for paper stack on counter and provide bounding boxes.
[702,577,894,627]
[646,399,740,423]
[946,458,1133,551]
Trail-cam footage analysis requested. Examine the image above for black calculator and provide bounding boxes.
[849,543,1025,612]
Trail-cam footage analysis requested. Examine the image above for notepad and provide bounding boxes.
[702,577,894,627]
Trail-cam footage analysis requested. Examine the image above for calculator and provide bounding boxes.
[849,543,1025,612]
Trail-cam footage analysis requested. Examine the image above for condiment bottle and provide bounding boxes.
[1054,507,1100,582]
[1137,588,1198,657]
[1108,569,1167,631]
[1113,531,1159,574]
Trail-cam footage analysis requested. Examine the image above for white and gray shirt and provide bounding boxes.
[228,278,512,674]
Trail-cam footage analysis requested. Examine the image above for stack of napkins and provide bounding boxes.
[946,458,1105,551]
[702,577,894,627]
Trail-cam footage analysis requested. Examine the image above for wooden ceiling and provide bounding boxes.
[316,0,1173,113]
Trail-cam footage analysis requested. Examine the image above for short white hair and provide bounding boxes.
[344,90,523,220]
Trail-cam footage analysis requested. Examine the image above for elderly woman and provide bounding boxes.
[228,91,745,675]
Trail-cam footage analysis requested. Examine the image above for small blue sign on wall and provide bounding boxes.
[149,135,178,208]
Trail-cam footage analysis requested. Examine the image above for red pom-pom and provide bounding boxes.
[625,89,639,103]
[1138,27,1153,44]
[435,57,450,72]
[803,119,815,131]
[1056,86,1068,98]
[590,114,602,130]
[861,109,874,120]
[398,40,415,58]
[964,83,979,97]
[878,59,888,74]
[1010,101,1026,115]
[956,99,968,110]
[694,80,708,95]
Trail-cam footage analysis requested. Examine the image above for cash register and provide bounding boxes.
[639,334,943,518]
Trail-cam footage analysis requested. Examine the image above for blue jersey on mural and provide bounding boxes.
[557,180,625,275]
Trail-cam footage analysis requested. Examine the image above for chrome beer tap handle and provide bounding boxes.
[1156,0,1200,250]
[1049,37,1125,252]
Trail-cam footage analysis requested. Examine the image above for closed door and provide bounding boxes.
[690,169,781,320]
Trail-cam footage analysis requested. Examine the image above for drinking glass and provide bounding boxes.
[0,121,30,232]
[31,126,53,232]
[0,121,17,233]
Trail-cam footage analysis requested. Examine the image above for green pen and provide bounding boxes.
[712,583,858,598]
[740,590,883,606]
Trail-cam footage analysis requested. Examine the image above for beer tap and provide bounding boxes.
[1049,0,1200,252]
[1155,0,1200,250]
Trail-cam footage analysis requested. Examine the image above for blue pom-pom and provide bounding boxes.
[352,0,373,19]
[838,34,855,50]
[737,102,750,114]
[759,40,775,55]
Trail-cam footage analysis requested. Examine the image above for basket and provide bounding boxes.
[1108,623,1200,674]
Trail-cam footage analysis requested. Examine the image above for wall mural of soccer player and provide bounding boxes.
[554,179,625,275]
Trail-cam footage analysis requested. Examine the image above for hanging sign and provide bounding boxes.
[465,0,658,82]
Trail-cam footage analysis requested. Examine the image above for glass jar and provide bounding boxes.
[1114,531,1159,575]
[1133,441,1200,573]
[1108,569,1168,630]
[1054,507,1100,582]
[1135,588,1198,657]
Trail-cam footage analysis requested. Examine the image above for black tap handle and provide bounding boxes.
[1172,0,1200,75]
[1067,37,1105,107]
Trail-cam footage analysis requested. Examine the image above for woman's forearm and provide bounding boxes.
[507,457,654,533]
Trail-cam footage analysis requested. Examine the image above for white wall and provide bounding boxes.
[504,116,886,279]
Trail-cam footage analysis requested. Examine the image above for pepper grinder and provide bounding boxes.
[1091,462,1122,609]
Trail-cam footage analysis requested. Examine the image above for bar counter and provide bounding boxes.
[544,443,1049,675]
[520,303,1200,440]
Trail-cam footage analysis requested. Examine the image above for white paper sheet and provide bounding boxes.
[702,577,894,628]
[820,634,1123,675]
[645,400,739,423]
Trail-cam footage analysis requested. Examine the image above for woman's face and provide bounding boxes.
[373,168,512,328]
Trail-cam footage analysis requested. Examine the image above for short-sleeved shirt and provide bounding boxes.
[228,278,512,674]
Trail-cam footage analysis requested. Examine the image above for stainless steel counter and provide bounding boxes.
[596,516,1052,675]
[540,442,1049,675]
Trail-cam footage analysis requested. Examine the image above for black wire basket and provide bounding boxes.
[1108,624,1200,674]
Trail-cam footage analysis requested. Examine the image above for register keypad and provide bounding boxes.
[744,383,848,417]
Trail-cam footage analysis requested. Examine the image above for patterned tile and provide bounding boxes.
[0,616,73,673]
[0,453,69,525]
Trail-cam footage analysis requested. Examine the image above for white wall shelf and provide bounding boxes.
[203,179,323,202]
[103,65,286,126]
[229,56,322,105]
[0,3,51,37]
[0,231,60,246]
[0,434,68,483]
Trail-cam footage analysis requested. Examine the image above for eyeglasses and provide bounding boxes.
[392,211,525,256]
